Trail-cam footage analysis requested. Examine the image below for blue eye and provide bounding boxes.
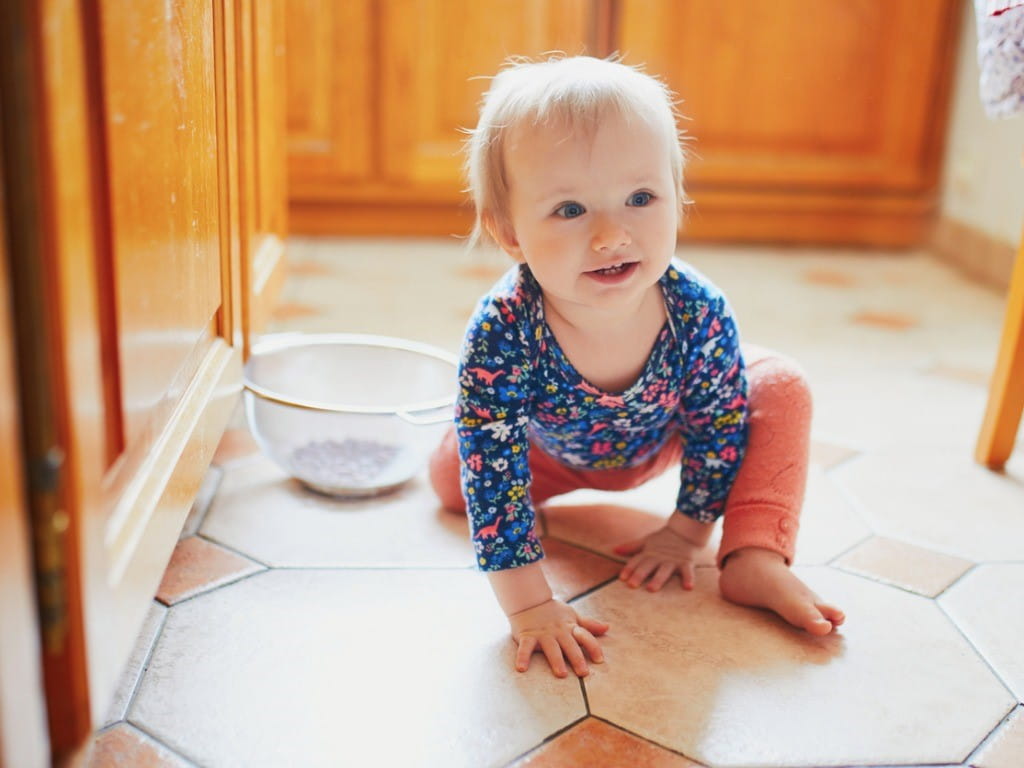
[555,202,585,219]
[628,191,653,207]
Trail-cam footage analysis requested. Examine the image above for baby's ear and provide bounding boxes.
[483,211,524,262]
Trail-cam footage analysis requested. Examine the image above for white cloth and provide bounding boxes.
[976,0,1024,117]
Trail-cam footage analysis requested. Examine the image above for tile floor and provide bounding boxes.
[86,238,1024,768]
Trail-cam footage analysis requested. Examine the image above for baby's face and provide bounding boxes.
[496,111,678,320]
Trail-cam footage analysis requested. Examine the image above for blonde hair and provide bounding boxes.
[464,54,688,250]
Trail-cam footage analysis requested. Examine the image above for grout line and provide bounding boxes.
[195,531,274,569]
[567,574,620,605]
[825,531,873,567]
[931,562,979,600]
[501,714,590,767]
[962,702,1022,766]
[158,568,269,609]
[123,718,204,768]
[587,714,701,763]
[119,602,170,723]
[934,597,1020,705]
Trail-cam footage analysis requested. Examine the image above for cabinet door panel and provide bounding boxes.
[285,0,374,186]
[619,0,957,193]
[380,0,591,192]
[100,1,223,449]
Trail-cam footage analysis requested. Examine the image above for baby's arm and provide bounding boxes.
[488,562,608,678]
[456,285,607,676]
[616,289,747,590]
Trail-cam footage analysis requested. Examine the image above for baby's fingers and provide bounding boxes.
[559,633,590,677]
[625,557,660,588]
[577,615,610,636]
[539,636,568,678]
[515,635,538,673]
[646,561,678,592]
[572,624,605,665]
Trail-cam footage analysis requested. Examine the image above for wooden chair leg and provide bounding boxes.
[976,234,1024,470]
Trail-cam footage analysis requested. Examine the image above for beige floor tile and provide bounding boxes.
[940,564,1024,699]
[809,439,860,469]
[575,568,1012,767]
[130,570,585,768]
[155,537,264,606]
[835,450,1024,562]
[179,465,222,540]
[972,706,1024,768]
[512,717,702,767]
[103,602,167,726]
[85,723,191,768]
[836,536,974,597]
[542,464,867,569]
[791,465,871,565]
[201,456,474,567]
[541,538,621,602]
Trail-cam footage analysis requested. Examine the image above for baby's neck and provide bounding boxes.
[543,285,667,393]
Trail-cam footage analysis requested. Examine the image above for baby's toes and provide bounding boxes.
[777,597,833,635]
[817,603,846,628]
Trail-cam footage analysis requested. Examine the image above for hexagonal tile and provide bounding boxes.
[511,717,702,767]
[971,706,1024,768]
[834,450,1024,562]
[940,564,1024,699]
[575,568,1013,767]
[791,465,870,565]
[541,538,621,602]
[85,723,190,767]
[103,601,167,726]
[155,537,264,606]
[809,439,859,469]
[542,464,866,569]
[201,456,474,567]
[836,536,973,597]
[130,570,585,768]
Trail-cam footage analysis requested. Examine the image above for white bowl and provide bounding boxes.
[243,333,456,497]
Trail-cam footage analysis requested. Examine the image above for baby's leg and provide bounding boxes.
[716,350,846,634]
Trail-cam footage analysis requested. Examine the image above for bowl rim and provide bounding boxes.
[244,332,457,419]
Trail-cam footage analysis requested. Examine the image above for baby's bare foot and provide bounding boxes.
[719,548,845,635]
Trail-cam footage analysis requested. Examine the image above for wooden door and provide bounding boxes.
[0,117,50,768]
[617,0,961,244]
[0,0,268,760]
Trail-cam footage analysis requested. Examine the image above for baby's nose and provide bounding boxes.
[591,220,631,252]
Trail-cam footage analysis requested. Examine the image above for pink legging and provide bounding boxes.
[429,347,811,567]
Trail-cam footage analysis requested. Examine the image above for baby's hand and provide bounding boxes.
[507,598,609,678]
[614,523,704,591]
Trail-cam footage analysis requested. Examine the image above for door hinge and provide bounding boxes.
[29,445,70,653]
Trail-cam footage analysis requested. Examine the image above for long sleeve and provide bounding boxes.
[675,292,748,522]
[455,292,544,572]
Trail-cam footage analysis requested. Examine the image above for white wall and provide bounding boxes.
[941,0,1024,246]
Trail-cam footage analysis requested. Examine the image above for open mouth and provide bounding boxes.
[591,262,631,275]
[586,261,638,280]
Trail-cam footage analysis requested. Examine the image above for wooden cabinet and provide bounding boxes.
[287,0,960,246]
[618,0,961,245]
[0,0,286,761]
[287,0,594,235]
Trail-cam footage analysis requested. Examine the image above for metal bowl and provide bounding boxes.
[243,333,456,497]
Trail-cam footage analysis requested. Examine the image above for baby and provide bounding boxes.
[430,55,844,679]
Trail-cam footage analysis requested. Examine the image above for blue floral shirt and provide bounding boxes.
[456,259,747,572]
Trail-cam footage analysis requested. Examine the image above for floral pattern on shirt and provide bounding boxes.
[455,260,747,571]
